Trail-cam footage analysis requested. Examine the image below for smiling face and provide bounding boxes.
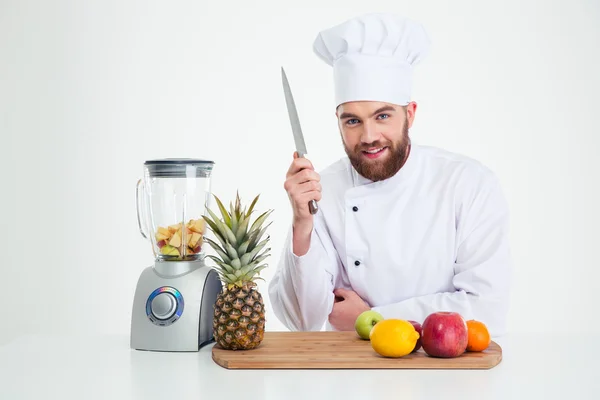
[336,101,417,181]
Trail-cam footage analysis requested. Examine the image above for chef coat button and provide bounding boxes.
[354,260,361,266]
[352,206,358,212]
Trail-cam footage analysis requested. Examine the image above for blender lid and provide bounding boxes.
[144,158,215,178]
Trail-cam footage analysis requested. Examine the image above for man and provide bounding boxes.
[268,13,512,337]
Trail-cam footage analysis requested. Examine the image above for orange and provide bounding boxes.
[466,320,491,351]
[369,319,420,358]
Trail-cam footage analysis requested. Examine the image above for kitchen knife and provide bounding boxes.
[281,67,318,215]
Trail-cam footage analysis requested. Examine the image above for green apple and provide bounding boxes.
[354,310,384,340]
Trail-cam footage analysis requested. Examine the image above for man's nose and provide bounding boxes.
[360,121,380,144]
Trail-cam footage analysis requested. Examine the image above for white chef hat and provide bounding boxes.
[313,13,431,107]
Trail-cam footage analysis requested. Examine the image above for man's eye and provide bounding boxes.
[377,114,389,120]
[346,119,360,125]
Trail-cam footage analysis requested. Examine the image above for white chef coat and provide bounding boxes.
[267,144,512,337]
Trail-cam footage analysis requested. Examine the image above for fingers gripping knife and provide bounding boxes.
[281,67,318,215]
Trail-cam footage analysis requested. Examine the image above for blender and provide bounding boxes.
[130,158,222,352]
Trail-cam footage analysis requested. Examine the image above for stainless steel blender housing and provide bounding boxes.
[130,159,222,352]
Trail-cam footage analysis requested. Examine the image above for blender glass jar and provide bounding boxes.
[136,159,214,262]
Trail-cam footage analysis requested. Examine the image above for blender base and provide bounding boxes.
[130,259,221,352]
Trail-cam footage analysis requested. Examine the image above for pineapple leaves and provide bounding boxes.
[213,195,231,228]
[240,262,267,277]
[235,214,251,244]
[230,258,241,269]
[205,208,231,242]
[249,209,273,237]
[239,252,253,268]
[213,270,227,282]
[254,264,268,274]
[202,214,220,239]
[223,225,238,245]
[237,239,250,255]
[208,257,235,274]
[203,191,273,286]
[249,222,272,251]
[243,255,270,272]
[214,269,230,281]
[214,268,232,285]
[245,194,260,219]
[224,242,238,260]
[204,206,237,245]
[251,252,270,266]
[237,265,250,277]
[244,265,268,280]
[235,191,242,220]
[252,237,270,255]
[240,237,269,266]
[230,203,239,235]
[204,237,231,263]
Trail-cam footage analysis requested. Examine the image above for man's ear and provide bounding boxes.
[405,102,417,129]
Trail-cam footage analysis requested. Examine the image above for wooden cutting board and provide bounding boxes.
[212,331,502,369]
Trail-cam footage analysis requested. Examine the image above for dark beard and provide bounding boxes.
[343,121,411,182]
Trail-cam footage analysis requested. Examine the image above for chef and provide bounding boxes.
[268,13,512,337]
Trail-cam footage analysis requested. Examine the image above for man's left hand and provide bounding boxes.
[328,288,371,331]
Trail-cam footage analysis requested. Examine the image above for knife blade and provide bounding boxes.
[281,67,318,215]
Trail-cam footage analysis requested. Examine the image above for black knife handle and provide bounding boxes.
[309,199,318,214]
[295,152,318,214]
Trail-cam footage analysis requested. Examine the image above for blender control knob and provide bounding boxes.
[151,292,177,320]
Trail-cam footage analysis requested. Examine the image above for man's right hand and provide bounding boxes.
[284,151,322,256]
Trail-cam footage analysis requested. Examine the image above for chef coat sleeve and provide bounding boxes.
[268,213,340,331]
[371,173,512,337]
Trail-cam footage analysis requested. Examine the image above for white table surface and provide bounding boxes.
[0,333,598,399]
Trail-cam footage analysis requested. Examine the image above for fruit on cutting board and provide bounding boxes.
[466,320,491,352]
[408,320,423,352]
[203,192,272,351]
[421,312,468,358]
[354,310,384,340]
[154,218,206,259]
[369,319,420,358]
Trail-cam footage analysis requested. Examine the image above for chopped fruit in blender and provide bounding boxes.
[155,233,170,242]
[155,218,206,259]
[157,226,171,236]
[188,219,206,234]
[160,245,180,256]
[168,224,183,233]
[188,232,202,248]
[169,231,182,248]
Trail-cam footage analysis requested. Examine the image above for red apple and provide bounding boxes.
[421,312,468,358]
[408,320,423,352]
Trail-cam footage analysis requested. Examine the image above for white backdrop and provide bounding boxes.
[1,0,599,345]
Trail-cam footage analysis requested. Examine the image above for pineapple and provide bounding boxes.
[202,191,273,350]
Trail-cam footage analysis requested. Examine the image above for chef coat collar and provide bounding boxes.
[350,144,420,189]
